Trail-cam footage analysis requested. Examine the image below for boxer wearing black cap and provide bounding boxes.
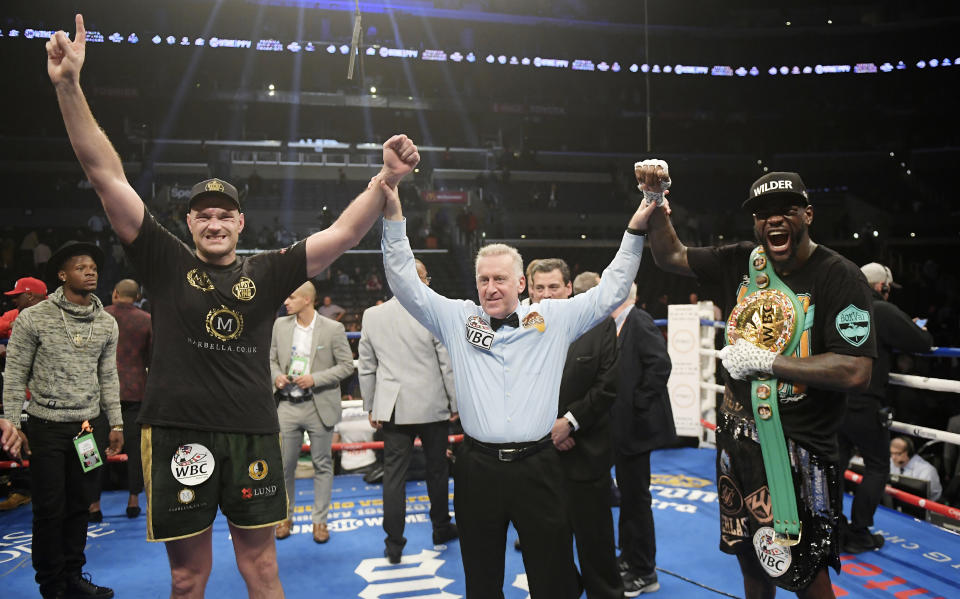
[639,163,876,599]
[47,14,420,599]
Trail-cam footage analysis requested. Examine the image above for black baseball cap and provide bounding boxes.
[46,241,105,286]
[743,172,809,212]
[188,178,240,210]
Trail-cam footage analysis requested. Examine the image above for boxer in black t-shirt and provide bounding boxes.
[47,14,420,598]
[639,161,875,599]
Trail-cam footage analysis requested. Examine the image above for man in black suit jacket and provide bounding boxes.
[529,261,623,599]
[611,287,676,596]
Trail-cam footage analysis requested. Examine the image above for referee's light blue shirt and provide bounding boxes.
[382,218,644,443]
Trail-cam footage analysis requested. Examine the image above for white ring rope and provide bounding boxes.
[887,373,960,394]
[887,421,960,446]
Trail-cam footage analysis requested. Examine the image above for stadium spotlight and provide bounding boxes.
[369,86,377,94]
[853,232,859,239]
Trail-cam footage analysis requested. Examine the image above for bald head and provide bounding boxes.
[296,281,317,301]
[284,281,318,321]
[112,279,140,304]
[415,259,430,285]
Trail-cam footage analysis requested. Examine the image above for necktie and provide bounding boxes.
[490,313,519,331]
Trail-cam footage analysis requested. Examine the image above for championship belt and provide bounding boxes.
[725,247,806,546]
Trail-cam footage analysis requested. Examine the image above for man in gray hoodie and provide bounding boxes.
[2,241,123,599]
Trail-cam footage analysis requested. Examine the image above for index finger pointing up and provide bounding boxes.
[75,13,86,46]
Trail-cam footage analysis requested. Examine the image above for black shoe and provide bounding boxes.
[88,510,103,523]
[65,573,114,598]
[623,571,659,596]
[432,523,459,545]
[384,547,402,565]
[842,532,885,554]
[126,506,141,518]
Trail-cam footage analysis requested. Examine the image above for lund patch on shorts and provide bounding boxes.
[753,527,792,578]
[718,475,743,515]
[745,485,773,524]
[835,304,870,347]
[171,443,215,486]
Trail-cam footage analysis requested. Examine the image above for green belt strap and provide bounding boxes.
[728,247,807,546]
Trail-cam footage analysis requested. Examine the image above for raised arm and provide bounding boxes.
[304,135,419,276]
[48,14,144,244]
[636,161,693,276]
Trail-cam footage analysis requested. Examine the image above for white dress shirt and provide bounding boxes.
[287,312,316,397]
[890,454,943,501]
[382,218,644,443]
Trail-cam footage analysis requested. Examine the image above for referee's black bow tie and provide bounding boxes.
[490,313,519,331]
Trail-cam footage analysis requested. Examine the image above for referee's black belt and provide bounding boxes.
[465,435,552,462]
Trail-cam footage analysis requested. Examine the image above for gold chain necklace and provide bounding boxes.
[60,307,94,347]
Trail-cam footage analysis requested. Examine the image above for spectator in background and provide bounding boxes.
[529,263,623,599]
[0,277,48,512]
[838,263,932,553]
[332,402,378,475]
[890,437,942,501]
[317,295,346,321]
[610,283,676,596]
[270,282,355,543]
[359,259,459,564]
[103,278,152,519]
[1,277,48,339]
[34,236,52,272]
[365,272,383,292]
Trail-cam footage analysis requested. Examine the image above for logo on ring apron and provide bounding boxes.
[171,444,215,486]
[753,526,792,577]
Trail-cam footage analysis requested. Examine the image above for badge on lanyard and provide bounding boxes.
[289,355,309,377]
[465,315,494,351]
[74,420,102,473]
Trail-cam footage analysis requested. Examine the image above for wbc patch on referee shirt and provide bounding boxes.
[465,315,494,351]
[522,311,545,332]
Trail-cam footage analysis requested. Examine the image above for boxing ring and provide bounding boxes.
[2,310,960,597]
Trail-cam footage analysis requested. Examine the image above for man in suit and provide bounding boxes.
[610,284,676,596]
[270,281,355,543]
[359,259,458,564]
[528,261,622,599]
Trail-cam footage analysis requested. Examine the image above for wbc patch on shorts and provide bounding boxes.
[465,315,494,350]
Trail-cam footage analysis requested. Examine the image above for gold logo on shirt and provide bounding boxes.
[232,277,256,301]
[187,269,215,292]
[522,311,545,333]
[205,305,244,341]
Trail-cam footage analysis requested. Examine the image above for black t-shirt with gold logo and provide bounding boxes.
[688,241,877,459]
[124,210,307,433]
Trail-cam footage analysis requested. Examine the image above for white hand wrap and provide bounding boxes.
[718,339,777,381]
[635,159,671,205]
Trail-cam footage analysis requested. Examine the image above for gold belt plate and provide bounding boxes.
[726,289,797,354]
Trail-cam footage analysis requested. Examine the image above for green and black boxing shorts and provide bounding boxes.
[142,425,287,542]
[715,410,843,593]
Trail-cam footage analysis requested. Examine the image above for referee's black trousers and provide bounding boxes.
[453,439,581,599]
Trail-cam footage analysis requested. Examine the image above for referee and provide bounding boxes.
[377,177,658,598]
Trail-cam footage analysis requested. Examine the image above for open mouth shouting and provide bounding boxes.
[765,229,791,257]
